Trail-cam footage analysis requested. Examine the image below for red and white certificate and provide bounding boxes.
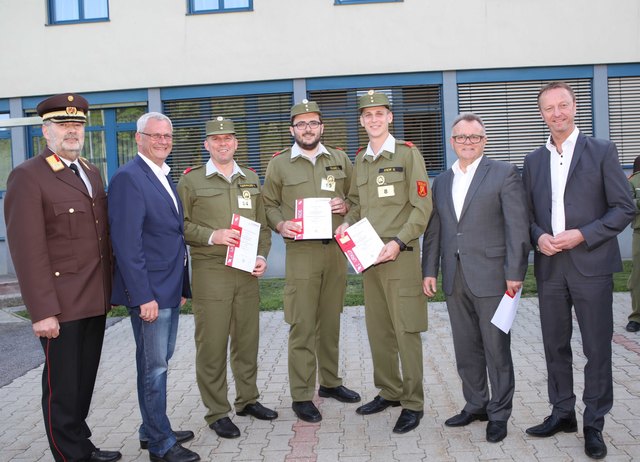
[225,214,260,273]
[490,288,522,334]
[293,197,333,240]
[336,218,384,274]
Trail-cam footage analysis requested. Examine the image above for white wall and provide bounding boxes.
[1,0,639,98]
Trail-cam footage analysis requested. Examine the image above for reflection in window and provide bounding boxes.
[189,0,252,14]
[49,0,109,24]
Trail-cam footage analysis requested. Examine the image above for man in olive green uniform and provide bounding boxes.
[262,100,361,423]
[177,117,277,440]
[627,155,640,333]
[337,90,431,434]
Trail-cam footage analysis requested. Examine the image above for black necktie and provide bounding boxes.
[69,163,87,192]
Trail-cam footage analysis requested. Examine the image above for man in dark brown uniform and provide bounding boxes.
[4,93,121,462]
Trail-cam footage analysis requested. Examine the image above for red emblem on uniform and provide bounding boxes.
[272,151,281,158]
[417,180,428,197]
[183,167,193,174]
[405,141,415,147]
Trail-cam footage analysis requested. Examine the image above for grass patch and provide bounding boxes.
[12,261,634,320]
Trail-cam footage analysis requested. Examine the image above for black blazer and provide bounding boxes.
[522,132,634,280]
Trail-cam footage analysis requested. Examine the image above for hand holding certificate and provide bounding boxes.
[490,288,522,334]
[225,214,260,273]
[336,217,385,273]
[293,197,333,240]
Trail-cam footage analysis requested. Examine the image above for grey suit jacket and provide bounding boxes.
[522,133,635,280]
[422,157,531,297]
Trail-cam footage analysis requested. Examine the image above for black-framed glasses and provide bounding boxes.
[140,132,173,141]
[292,121,322,130]
[452,134,485,144]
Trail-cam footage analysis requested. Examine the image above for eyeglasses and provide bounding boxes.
[292,121,322,130]
[140,132,173,141]
[452,134,485,144]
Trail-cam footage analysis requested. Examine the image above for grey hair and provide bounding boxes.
[137,112,173,133]
[451,113,486,134]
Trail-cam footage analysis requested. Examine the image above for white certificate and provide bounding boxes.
[336,217,385,274]
[490,288,522,334]
[225,214,260,273]
[293,197,333,240]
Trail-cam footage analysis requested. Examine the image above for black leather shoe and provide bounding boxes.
[140,430,195,449]
[355,395,401,415]
[209,417,241,439]
[237,402,278,420]
[292,401,322,423]
[526,413,578,437]
[486,421,508,442]
[319,385,361,403]
[393,409,423,433]
[584,427,607,459]
[89,449,122,462]
[626,320,640,332]
[149,442,200,462]
[444,410,489,427]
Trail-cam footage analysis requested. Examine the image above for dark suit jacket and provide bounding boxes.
[522,132,635,280]
[108,155,190,309]
[422,157,530,297]
[4,148,111,323]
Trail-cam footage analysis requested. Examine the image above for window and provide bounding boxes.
[48,0,109,24]
[457,78,593,168]
[335,0,403,4]
[609,76,640,167]
[163,93,292,181]
[0,114,11,190]
[188,0,253,14]
[308,85,445,174]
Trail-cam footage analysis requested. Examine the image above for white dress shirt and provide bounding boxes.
[60,157,93,197]
[291,141,331,165]
[451,155,483,221]
[137,153,178,213]
[364,134,396,160]
[548,127,580,236]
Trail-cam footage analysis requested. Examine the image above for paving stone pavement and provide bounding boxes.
[0,293,638,461]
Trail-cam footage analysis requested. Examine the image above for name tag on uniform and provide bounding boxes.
[321,175,336,192]
[238,190,252,209]
[378,185,395,198]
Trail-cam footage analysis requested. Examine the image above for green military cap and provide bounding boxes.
[290,99,322,120]
[358,90,390,111]
[37,93,89,123]
[206,116,236,136]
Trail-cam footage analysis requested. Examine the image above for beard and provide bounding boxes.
[294,133,321,151]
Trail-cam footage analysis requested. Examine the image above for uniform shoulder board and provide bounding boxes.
[183,165,203,175]
[355,146,365,155]
[242,165,257,173]
[79,157,92,170]
[45,154,65,172]
[403,140,415,148]
[272,151,282,158]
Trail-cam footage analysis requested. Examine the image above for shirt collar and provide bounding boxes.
[365,134,396,159]
[291,142,331,160]
[452,155,483,176]
[205,158,245,179]
[546,127,580,153]
[138,152,171,176]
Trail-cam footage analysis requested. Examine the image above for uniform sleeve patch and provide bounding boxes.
[417,180,428,197]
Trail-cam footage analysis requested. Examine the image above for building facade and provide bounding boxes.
[1,0,639,276]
